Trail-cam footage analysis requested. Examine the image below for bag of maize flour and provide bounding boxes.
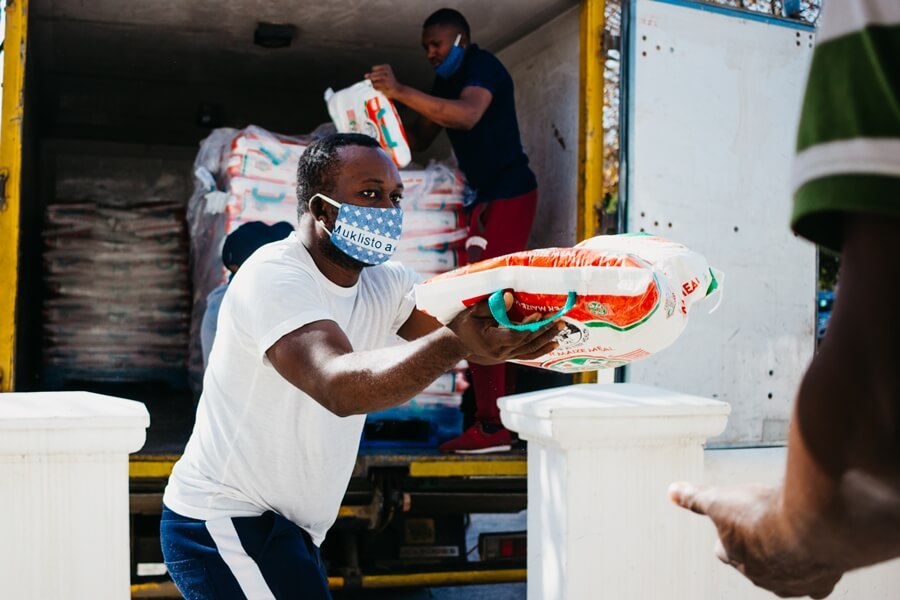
[414,233,722,373]
[324,80,412,168]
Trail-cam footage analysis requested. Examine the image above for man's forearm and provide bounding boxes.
[669,214,900,598]
[777,213,900,572]
[393,85,478,130]
[777,366,900,575]
[318,327,467,416]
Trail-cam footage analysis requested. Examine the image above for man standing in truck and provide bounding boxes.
[366,7,538,454]
[670,1,900,597]
[160,133,561,599]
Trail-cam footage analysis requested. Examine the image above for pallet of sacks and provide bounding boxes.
[392,163,469,278]
[186,126,310,392]
[363,165,471,447]
[42,200,190,386]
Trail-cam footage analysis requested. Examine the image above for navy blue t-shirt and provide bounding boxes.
[431,45,537,205]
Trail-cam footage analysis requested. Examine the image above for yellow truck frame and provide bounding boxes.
[0,0,608,594]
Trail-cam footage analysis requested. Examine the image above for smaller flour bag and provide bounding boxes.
[325,80,412,168]
[414,233,722,373]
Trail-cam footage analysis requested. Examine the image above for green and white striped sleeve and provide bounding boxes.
[791,0,900,253]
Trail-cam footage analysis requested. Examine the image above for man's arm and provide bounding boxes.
[267,298,562,417]
[397,295,554,364]
[366,64,491,132]
[670,213,900,598]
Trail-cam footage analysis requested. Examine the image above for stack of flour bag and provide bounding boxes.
[187,124,470,446]
[42,191,190,386]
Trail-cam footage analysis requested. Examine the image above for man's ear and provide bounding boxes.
[308,193,338,231]
[307,194,327,220]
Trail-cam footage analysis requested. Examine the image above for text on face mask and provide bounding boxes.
[333,223,397,253]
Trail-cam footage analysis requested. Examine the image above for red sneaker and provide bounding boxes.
[439,422,514,454]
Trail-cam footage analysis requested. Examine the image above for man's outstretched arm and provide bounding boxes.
[670,213,900,598]
[267,296,562,417]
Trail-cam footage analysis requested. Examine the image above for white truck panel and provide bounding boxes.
[499,6,581,250]
[625,0,817,444]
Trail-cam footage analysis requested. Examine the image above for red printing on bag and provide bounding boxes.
[364,96,410,165]
[433,248,660,328]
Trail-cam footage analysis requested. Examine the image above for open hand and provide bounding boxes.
[448,292,563,363]
[365,64,403,98]
[668,482,844,599]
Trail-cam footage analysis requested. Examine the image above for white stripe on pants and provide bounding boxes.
[206,517,277,600]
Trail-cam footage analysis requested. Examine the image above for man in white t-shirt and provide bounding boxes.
[160,133,562,599]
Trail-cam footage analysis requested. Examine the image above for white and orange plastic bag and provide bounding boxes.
[325,80,412,168]
[414,233,722,373]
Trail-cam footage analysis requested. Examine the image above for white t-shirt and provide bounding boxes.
[164,233,419,545]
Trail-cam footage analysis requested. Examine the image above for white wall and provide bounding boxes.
[498,6,581,250]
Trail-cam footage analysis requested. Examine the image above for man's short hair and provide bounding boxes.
[423,8,470,38]
[296,133,381,217]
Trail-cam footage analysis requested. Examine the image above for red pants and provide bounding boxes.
[466,189,538,425]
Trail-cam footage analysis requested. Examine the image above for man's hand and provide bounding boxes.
[448,292,563,363]
[366,64,404,99]
[668,482,843,599]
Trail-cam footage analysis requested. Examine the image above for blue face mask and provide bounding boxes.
[311,193,403,266]
[434,34,465,79]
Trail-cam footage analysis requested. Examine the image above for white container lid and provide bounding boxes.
[0,392,150,454]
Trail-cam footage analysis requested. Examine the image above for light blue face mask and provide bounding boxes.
[434,34,465,79]
[311,193,403,266]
